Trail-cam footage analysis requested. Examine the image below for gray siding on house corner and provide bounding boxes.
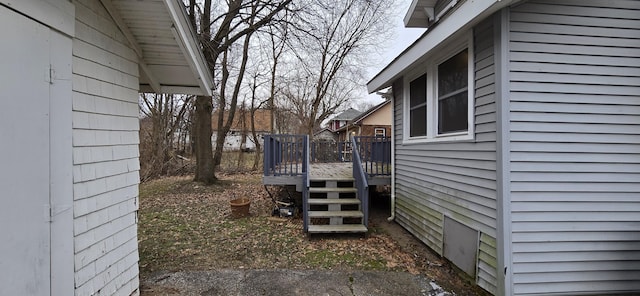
[392,18,499,294]
[508,1,640,294]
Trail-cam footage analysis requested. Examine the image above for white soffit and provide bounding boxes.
[404,0,438,27]
[368,0,515,93]
[105,0,213,96]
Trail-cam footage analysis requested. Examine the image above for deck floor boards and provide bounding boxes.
[264,162,389,186]
[309,162,352,180]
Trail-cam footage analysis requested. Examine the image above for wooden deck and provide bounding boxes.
[264,162,389,190]
[309,162,353,180]
[263,135,390,234]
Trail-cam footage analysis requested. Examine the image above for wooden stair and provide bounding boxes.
[306,178,367,234]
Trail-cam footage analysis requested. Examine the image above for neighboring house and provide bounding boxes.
[367,1,640,295]
[0,1,212,295]
[313,127,338,142]
[211,108,272,151]
[335,100,392,142]
[327,107,361,131]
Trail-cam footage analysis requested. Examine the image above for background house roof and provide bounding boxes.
[104,0,213,96]
[331,108,362,121]
[351,100,391,125]
[313,127,335,136]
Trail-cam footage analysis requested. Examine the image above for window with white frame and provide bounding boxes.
[374,128,386,137]
[409,74,427,137]
[404,36,473,142]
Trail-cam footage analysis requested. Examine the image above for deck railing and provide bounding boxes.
[264,134,390,232]
[263,134,311,231]
[310,141,351,163]
[353,136,391,176]
[351,137,369,228]
[263,134,308,176]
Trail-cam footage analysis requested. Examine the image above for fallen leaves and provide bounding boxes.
[138,172,488,296]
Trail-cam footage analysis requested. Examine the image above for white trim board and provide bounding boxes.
[401,32,475,144]
[367,0,516,93]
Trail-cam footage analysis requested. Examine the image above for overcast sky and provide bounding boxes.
[364,1,425,104]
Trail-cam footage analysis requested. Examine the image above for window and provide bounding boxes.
[374,128,386,137]
[409,74,427,137]
[437,49,468,134]
[404,35,473,143]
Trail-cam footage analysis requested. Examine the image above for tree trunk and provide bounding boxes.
[250,108,261,171]
[237,104,247,169]
[213,30,253,170]
[194,95,216,184]
[212,108,227,169]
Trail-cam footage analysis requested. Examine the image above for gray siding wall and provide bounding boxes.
[72,0,140,294]
[508,1,640,295]
[392,18,499,293]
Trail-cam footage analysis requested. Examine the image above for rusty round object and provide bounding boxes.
[229,198,250,218]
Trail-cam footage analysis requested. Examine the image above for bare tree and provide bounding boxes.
[354,100,377,114]
[235,101,244,169]
[187,0,293,183]
[246,72,269,170]
[283,0,395,136]
[266,21,289,133]
[193,94,215,183]
[139,94,192,181]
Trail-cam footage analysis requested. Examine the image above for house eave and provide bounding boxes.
[162,0,214,96]
[367,0,516,93]
[107,0,213,96]
[403,0,438,27]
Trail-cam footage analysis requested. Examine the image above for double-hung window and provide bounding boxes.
[438,49,468,134]
[404,35,473,143]
[409,74,427,137]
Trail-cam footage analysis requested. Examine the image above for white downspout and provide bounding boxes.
[388,100,396,221]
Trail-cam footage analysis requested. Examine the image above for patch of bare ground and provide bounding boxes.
[138,172,489,296]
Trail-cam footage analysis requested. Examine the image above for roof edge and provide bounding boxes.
[164,0,214,96]
[367,0,514,93]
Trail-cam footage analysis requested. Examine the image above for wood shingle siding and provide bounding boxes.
[72,0,140,294]
[508,1,640,294]
[392,17,499,293]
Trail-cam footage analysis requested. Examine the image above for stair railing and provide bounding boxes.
[351,137,369,228]
[302,135,310,232]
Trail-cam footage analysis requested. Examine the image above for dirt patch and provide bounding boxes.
[138,173,489,296]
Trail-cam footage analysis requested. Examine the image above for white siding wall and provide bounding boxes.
[72,0,140,295]
[508,1,640,294]
[212,132,264,151]
[392,17,499,293]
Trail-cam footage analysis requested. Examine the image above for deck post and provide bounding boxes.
[302,135,310,232]
[263,135,271,176]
